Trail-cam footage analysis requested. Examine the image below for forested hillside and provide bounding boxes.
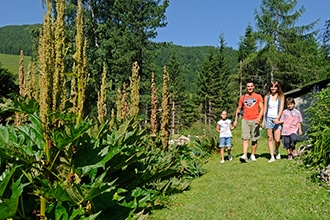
[0,25,237,94]
[0,24,41,56]
[0,25,217,84]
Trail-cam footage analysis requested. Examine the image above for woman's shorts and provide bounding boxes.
[219,137,232,148]
[265,117,282,130]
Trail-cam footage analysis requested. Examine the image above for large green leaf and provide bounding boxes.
[0,175,30,218]
[0,165,18,196]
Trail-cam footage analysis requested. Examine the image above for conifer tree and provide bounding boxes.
[237,24,257,95]
[196,51,214,124]
[215,35,238,117]
[254,0,321,91]
[67,0,169,118]
[196,34,236,124]
[161,66,170,150]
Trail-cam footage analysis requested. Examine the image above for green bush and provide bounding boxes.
[0,99,209,219]
[304,84,330,168]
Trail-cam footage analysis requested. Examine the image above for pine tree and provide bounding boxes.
[196,50,214,124]
[254,0,321,91]
[67,0,169,119]
[237,24,257,95]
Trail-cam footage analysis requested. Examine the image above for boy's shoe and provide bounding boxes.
[288,154,293,160]
[228,155,233,161]
[292,150,298,157]
[250,154,257,162]
[239,155,248,163]
[268,157,276,163]
[220,160,225,164]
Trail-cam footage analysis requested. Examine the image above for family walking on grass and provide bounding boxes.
[216,81,303,163]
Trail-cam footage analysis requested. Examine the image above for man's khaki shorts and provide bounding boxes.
[242,119,260,141]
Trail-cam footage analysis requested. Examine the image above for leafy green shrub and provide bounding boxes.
[0,99,209,219]
[304,84,330,168]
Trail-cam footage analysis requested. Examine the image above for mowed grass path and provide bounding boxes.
[149,129,330,220]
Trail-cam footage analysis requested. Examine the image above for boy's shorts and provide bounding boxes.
[282,134,297,149]
[265,117,282,130]
[242,119,260,141]
[219,137,232,148]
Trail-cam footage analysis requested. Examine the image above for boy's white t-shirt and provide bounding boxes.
[217,119,233,138]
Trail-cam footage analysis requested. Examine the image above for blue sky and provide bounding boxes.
[1,0,329,49]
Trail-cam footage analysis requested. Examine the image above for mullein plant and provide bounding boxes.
[52,0,66,112]
[116,86,123,122]
[14,50,26,125]
[129,61,140,118]
[97,63,107,123]
[37,0,67,217]
[161,66,170,150]
[151,72,158,136]
[72,0,89,125]
[121,82,128,120]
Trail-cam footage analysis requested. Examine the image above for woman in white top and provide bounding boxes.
[262,81,285,162]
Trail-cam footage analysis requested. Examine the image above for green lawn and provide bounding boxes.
[0,53,31,75]
[149,127,330,220]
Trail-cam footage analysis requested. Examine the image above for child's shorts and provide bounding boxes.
[219,137,232,148]
[282,134,297,149]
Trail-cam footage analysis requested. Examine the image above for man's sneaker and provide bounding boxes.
[220,160,225,164]
[292,150,298,157]
[228,155,233,161]
[239,155,248,163]
[250,154,257,162]
[288,154,293,160]
[268,157,276,163]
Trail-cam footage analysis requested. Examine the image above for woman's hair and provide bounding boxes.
[286,97,295,104]
[266,81,284,98]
